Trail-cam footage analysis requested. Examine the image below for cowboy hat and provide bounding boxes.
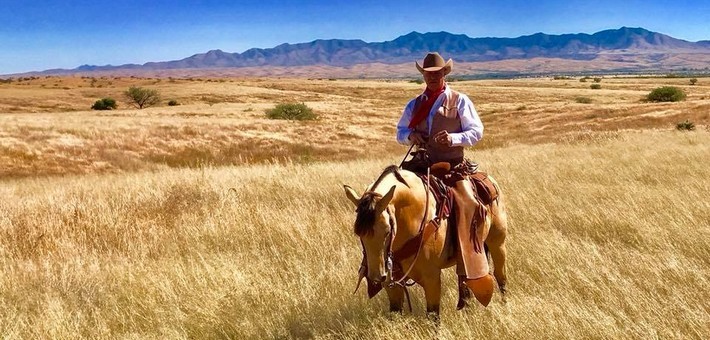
[416,52,453,75]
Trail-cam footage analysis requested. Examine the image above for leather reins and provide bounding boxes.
[367,168,446,312]
[386,171,430,288]
[356,163,448,312]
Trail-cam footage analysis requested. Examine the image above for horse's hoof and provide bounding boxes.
[456,299,467,310]
[499,284,507,304]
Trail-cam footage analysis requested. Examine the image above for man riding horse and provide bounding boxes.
[396,52,495,308]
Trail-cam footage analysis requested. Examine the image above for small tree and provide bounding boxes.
[124,86,160,109]
[689,78,698,85]
[647,86,686,102]
[91,98,117,110]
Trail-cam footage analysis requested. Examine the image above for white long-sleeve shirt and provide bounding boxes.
[396,86,484,146]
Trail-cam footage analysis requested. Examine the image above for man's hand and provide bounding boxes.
[433,130,452,147]
[408,131,428,145]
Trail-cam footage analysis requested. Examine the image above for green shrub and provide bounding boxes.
[575,97,593,104]
[676,120,695,131]
[590,84,602,90]
[265,103,318,121]
[647,86,686,102]
[168,100,180,106]
[91,98,117,110]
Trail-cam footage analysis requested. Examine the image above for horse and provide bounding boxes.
[343,165,508,317]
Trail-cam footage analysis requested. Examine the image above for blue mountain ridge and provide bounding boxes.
[57,27,710,73]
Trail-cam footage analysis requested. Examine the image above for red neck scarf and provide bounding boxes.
[408,85,446,129]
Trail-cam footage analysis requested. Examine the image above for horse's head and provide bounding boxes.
[343,166,414,293]
[344,184,396,285]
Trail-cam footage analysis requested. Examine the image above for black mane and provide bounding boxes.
[353,165,409,236]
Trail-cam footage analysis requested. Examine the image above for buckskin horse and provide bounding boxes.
[343,165,508,317]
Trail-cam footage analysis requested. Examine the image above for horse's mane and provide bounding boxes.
[354,165,409,236]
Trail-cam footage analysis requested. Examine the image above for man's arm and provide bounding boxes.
[449,94,483,146]
[396,99,417,145]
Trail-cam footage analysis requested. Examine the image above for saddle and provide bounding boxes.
[404,150,498,206]
[417,160,500,261]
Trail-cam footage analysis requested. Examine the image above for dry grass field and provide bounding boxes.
[0,75,708,338]
[1,75,708,177]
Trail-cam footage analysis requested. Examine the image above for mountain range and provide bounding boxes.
[36,27,710,77]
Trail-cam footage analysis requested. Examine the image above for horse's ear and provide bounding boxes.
[343,185,360,206]
[375,185,396,215]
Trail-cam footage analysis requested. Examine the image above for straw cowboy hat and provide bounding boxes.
[416,52,453,75]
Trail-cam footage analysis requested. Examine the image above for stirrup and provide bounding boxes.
[464,274,495,307]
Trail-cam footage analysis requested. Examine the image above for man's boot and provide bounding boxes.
[457,275,472,310]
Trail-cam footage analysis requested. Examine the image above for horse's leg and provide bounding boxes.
[487,198,509,296]
[422,273,442,323]
[385,285,405,313]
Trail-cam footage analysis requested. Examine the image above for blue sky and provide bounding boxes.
[1,0,708,75]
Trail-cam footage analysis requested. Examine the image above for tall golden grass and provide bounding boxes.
[1,129,707,338]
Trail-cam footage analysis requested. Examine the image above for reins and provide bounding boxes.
[356,150,444,312]
[398,143,416,168]
[387,168,430,288]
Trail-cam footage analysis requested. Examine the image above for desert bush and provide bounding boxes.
[124,86,160,109]
[676,119,695,131]
[647,86,686,102]
[575,97,593,104]
[689,78,697,85]
[91,98,117,110]
[265,103,318,121]
[579,77,588,82]
[593,77,602,83]
[409,79,424,84]
[167,100,180,106]
[590,84,602,90]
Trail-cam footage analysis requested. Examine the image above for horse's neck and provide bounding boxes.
[392,180,431,240]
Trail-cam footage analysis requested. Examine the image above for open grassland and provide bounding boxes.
[0,76,708,177]
[1,130,708,339]
[0,75,708,338]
